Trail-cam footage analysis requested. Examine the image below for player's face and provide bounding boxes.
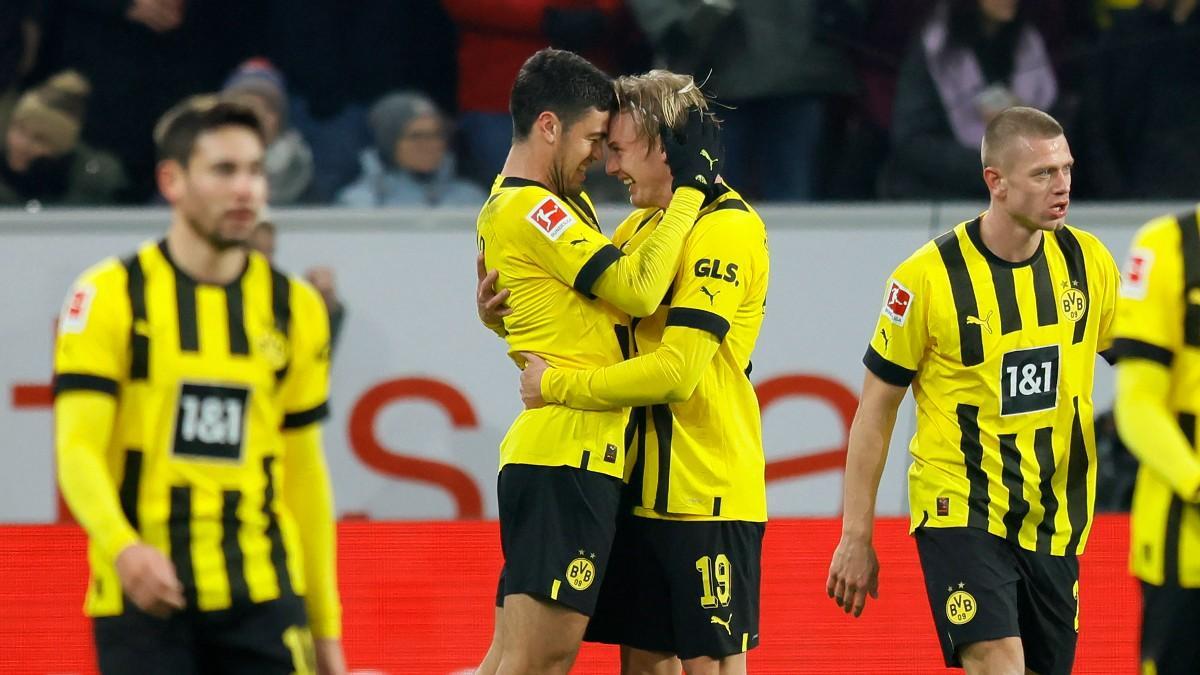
[998,134,1072,232]
[605,111,673,209]
[550,108,607,198]
[168,127,267,251]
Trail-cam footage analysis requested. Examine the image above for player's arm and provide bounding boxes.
[54,269,185,616]
[278,282,343,649]
[1112,222,1200,501]
[1115,359,1200,501]
[829,262,928,618]
[475,252,510,338]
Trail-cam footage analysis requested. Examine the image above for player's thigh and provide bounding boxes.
[196,595,315,675]
[500,593,590,663]
[915,527,1023,668]
[680,651,747,675]
[622,645,682,675]
[497,464,621,616]
[1140,582,1200,675]
[1012,548,1079,675]
[656,519,764,661]
[957,636,1025,675]
[93,606,197,675]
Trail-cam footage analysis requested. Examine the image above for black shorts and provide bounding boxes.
[495,463,622,616]
[915,527,1078,675]
[93,595,313,675]
[1141,582,1200,674]
[584,514,764,660]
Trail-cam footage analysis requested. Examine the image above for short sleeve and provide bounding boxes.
[864,257,930,387]
[1111,219,1182,366]
[53,261,129,396]
[280,279,332,429]
[515,194,622,298]
[663,213,756,342]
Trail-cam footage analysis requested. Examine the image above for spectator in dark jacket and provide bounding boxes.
[884,0,1058,199]
[0,70,126,207]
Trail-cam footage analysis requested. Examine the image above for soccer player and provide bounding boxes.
[516,70,768,675]
[54,96,344,675]
[826,107,1119,675]
[1112,206,1200,674]
[475,50,720,675]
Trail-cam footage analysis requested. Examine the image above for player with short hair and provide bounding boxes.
[55,95,344,674]
[1112,205,1200,674]
[475,49,721,675]
[517,69,768,675]
[827,107,1119,675]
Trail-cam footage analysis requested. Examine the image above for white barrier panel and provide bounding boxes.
[0,203,1186,522]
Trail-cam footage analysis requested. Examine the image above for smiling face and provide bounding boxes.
[548,108,608,198]
[159,125,267,250]
[605,111,673,209]
[990,134,1073,232]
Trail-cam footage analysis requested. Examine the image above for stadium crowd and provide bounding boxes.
[2,0,1198,209]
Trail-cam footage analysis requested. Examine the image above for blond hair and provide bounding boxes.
[980,107,1064,169]
[614,70,714,151]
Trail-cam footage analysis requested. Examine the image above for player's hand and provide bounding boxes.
[826,534,879,618]
[476,253,511,328]
[315,637,347,675]
[661,108,723,193]
[126,0,184,32]
[519,352,548,409]
[115,542,186,618]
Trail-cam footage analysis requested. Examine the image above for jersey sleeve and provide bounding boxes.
[513,193,625,298]
[1092,234,1123,356]
[280,279,332,429]
[662,209,755,342]
[53,260,130,395]
[1112,219,1182,366]
[863,255,930,387]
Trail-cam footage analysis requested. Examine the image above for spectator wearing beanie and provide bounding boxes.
[336,91,484,208]
[0,70,126,207]
[222,58,315,204]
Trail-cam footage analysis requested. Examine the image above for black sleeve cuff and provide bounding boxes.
[53,373,119,398]
[1110,338,1173,367]
[282,401,330,429]
[573,244,623,299]
[666,307,731,342]
[863,346,916,387]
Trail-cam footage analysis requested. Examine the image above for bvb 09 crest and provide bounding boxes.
[946,590,977,625]
[566,556,596,591]
[1061,286,1087,323]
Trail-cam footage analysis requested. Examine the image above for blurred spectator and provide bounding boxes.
[1080,0,1200,199]
[0,0,43,130]
[222,58,314,204]
[0,70,126,207]
[442,0,647,186]
[249,219,347,350]
[1094,408,1137,512]
[35,0,266,201]
[883,0,1059,199]
[627,0,868,202]
[336,91,484,208]
[266,0,457,202]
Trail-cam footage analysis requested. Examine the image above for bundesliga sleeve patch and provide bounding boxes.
[1121,248,1153,300]
[526,197,575,241]
[59,283,95,334]
[882,279,913,326]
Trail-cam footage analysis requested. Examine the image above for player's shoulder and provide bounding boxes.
[892,234,945,283]
[71,239,163,296]
[1131,211,1190,253]
[613,207,659,245]
[1057,224,1115,262]
[694,184,764,234]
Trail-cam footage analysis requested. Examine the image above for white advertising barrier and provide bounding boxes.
[0,203,1185,523]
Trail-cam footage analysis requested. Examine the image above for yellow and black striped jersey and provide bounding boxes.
[477,177,629,479]
[613,185,769,522]
[54,239,331,617]
[865,216,1119,556]
[1113,207,1200,586]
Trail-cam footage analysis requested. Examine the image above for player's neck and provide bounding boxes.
[501,144,553,192]
[979,209,1043,263]
[165,219,248,286]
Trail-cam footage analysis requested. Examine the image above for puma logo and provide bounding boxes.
[710,613,733,635]
[700,286,720,305]
[965,310,994,335]
[700,149,718,171]
[569,238,587,246]
[879,328,890,350]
